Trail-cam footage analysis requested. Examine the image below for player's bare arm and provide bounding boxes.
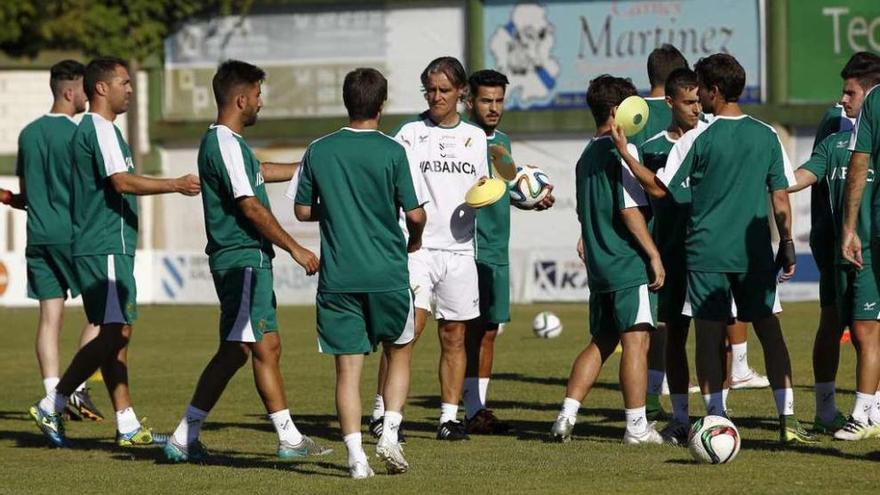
[619,207,664,290]
[841,151,870,268]
[771,189,796,282]
[0,177,27,210]
[610,123,668,199]
[786,169,819,193]
[260,161,300,183]
[404,206,426,252]
[293,203,320,222]
[245,197,317,274]
[110,172,201,196]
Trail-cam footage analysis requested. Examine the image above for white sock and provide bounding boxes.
[343,432,368,466]
[75,382,87,393]
[702,392,725,416]
[382,410,403,444]
[559,397,580,425]
[269,409,304,445]
[440,402,459,424]
[371,394,385,421]
[722,388,730,411]
[852,392,874,423]
[730,342,750,379]
[479,378,489,407]
[42,377,60,395]
[670,393,689,423]
[773,388,794,416]
[39,389,68,414]
[647,370,665,396]
[116,407,141,434]
[463,377,482,419]
[625,406,648,435]
[873,391,880,423]
[814,381,837,423]
[172,405,208,446]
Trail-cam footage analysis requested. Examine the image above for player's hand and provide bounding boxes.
[0,188,11,205]
[576,236,585,263]
[175,174,201,196]
[291,246,319,275]
[776,238,797,283]
[407,237,422,253]
[535,185,555,211]
[489,144,517,180]
[648,255,665,291]
[841,228,864,270]
[609,122,629,155]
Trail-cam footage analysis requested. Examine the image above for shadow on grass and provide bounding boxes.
[200,414,339,441]
[0,410,30,421]
[492,372,622,393]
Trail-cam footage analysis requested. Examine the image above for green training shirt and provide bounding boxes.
[576,136,650,293]
[198,124,275,271]
[15,114,77,246]
[850,85,880,238]
[800,130,869,265]
[810,104,851,268]
[291,127,420,293]
[70,113,138,256]
[629,97,672,147]
[658,115,795,272]
[639,131,687,272]
[475,130,512,265]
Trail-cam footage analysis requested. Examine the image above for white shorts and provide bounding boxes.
[409,248,480,321]
[681,288,782,318]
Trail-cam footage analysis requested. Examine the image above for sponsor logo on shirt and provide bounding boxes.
[420,161,476,175]
[864,302,877,311]
[125,156,134,171]
[256,172,266,187]
[419,134,429,144]
[830,167,874,182]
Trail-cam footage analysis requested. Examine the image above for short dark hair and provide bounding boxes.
[343,68,387,120]
[694,54,745,102]
[665,68,699,99]
[647,44,688,88]
[212,59,266,107]
[586,75,637,125]
[421,56,468,89]
[841,51,880,90]
[50,60,85,97]
[468,69,509,97]
[84,57,128,100]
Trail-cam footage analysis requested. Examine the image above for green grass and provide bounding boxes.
[0,303,878,494]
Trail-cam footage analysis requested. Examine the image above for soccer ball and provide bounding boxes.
[532,311,562,338]
[510,165,551,209]
[688,415,741,464]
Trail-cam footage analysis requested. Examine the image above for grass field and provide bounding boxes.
[1,302,878,494]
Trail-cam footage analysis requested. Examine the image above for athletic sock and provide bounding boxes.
[773,388,794,416]
[478,378,489,408]
[371,394,385,421]
[382,410,403,444]
[852,392,874,424]
[647,370,665,397]
[463,377,482,419]
[873,391,880,424]
[625,406,648,435]
[269,408,304,445]
[39,389,68,415]
[730,342,750,379]
[670,393,689,423]
[42,377,60,396]
[722,388,730,411]
[702,392,725,416]
[344,432,368,466]
[116,407,142,434]
[814,381,838,422]
[440,402,459,424]
[559,397,580,425]
[172,405,208,446]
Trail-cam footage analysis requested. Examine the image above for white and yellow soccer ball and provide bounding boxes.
[510,165,551,209]
[532,311,562,338]
[688,415,741,464]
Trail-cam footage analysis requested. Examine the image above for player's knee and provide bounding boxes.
[216,343,250,369]
[440,327,466,351]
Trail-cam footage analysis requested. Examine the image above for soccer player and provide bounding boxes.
[789,55,880,440]
[28,57,201,448]
[462,69,554,434]
[808,52,880,434]
[0,60,103,421]
[292,67,426,479]
[164,60,329,463]
[618,53,815,444]
[371,56,488,441]
[550,75,664,445]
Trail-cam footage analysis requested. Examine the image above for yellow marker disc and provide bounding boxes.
[465,177,507,208]
[614,95,650,137]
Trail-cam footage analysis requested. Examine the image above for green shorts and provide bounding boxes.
[687,270,778,323]
[26,244,80,300]
[476,260,510,326]
[818,265,837,308]
[212,267,278,342]
[74,254,137,325]
[836,264,880,323]
[316,289,415,355]
[589,284,657,337]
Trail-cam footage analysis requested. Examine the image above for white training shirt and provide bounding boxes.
[395,115,489,254]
